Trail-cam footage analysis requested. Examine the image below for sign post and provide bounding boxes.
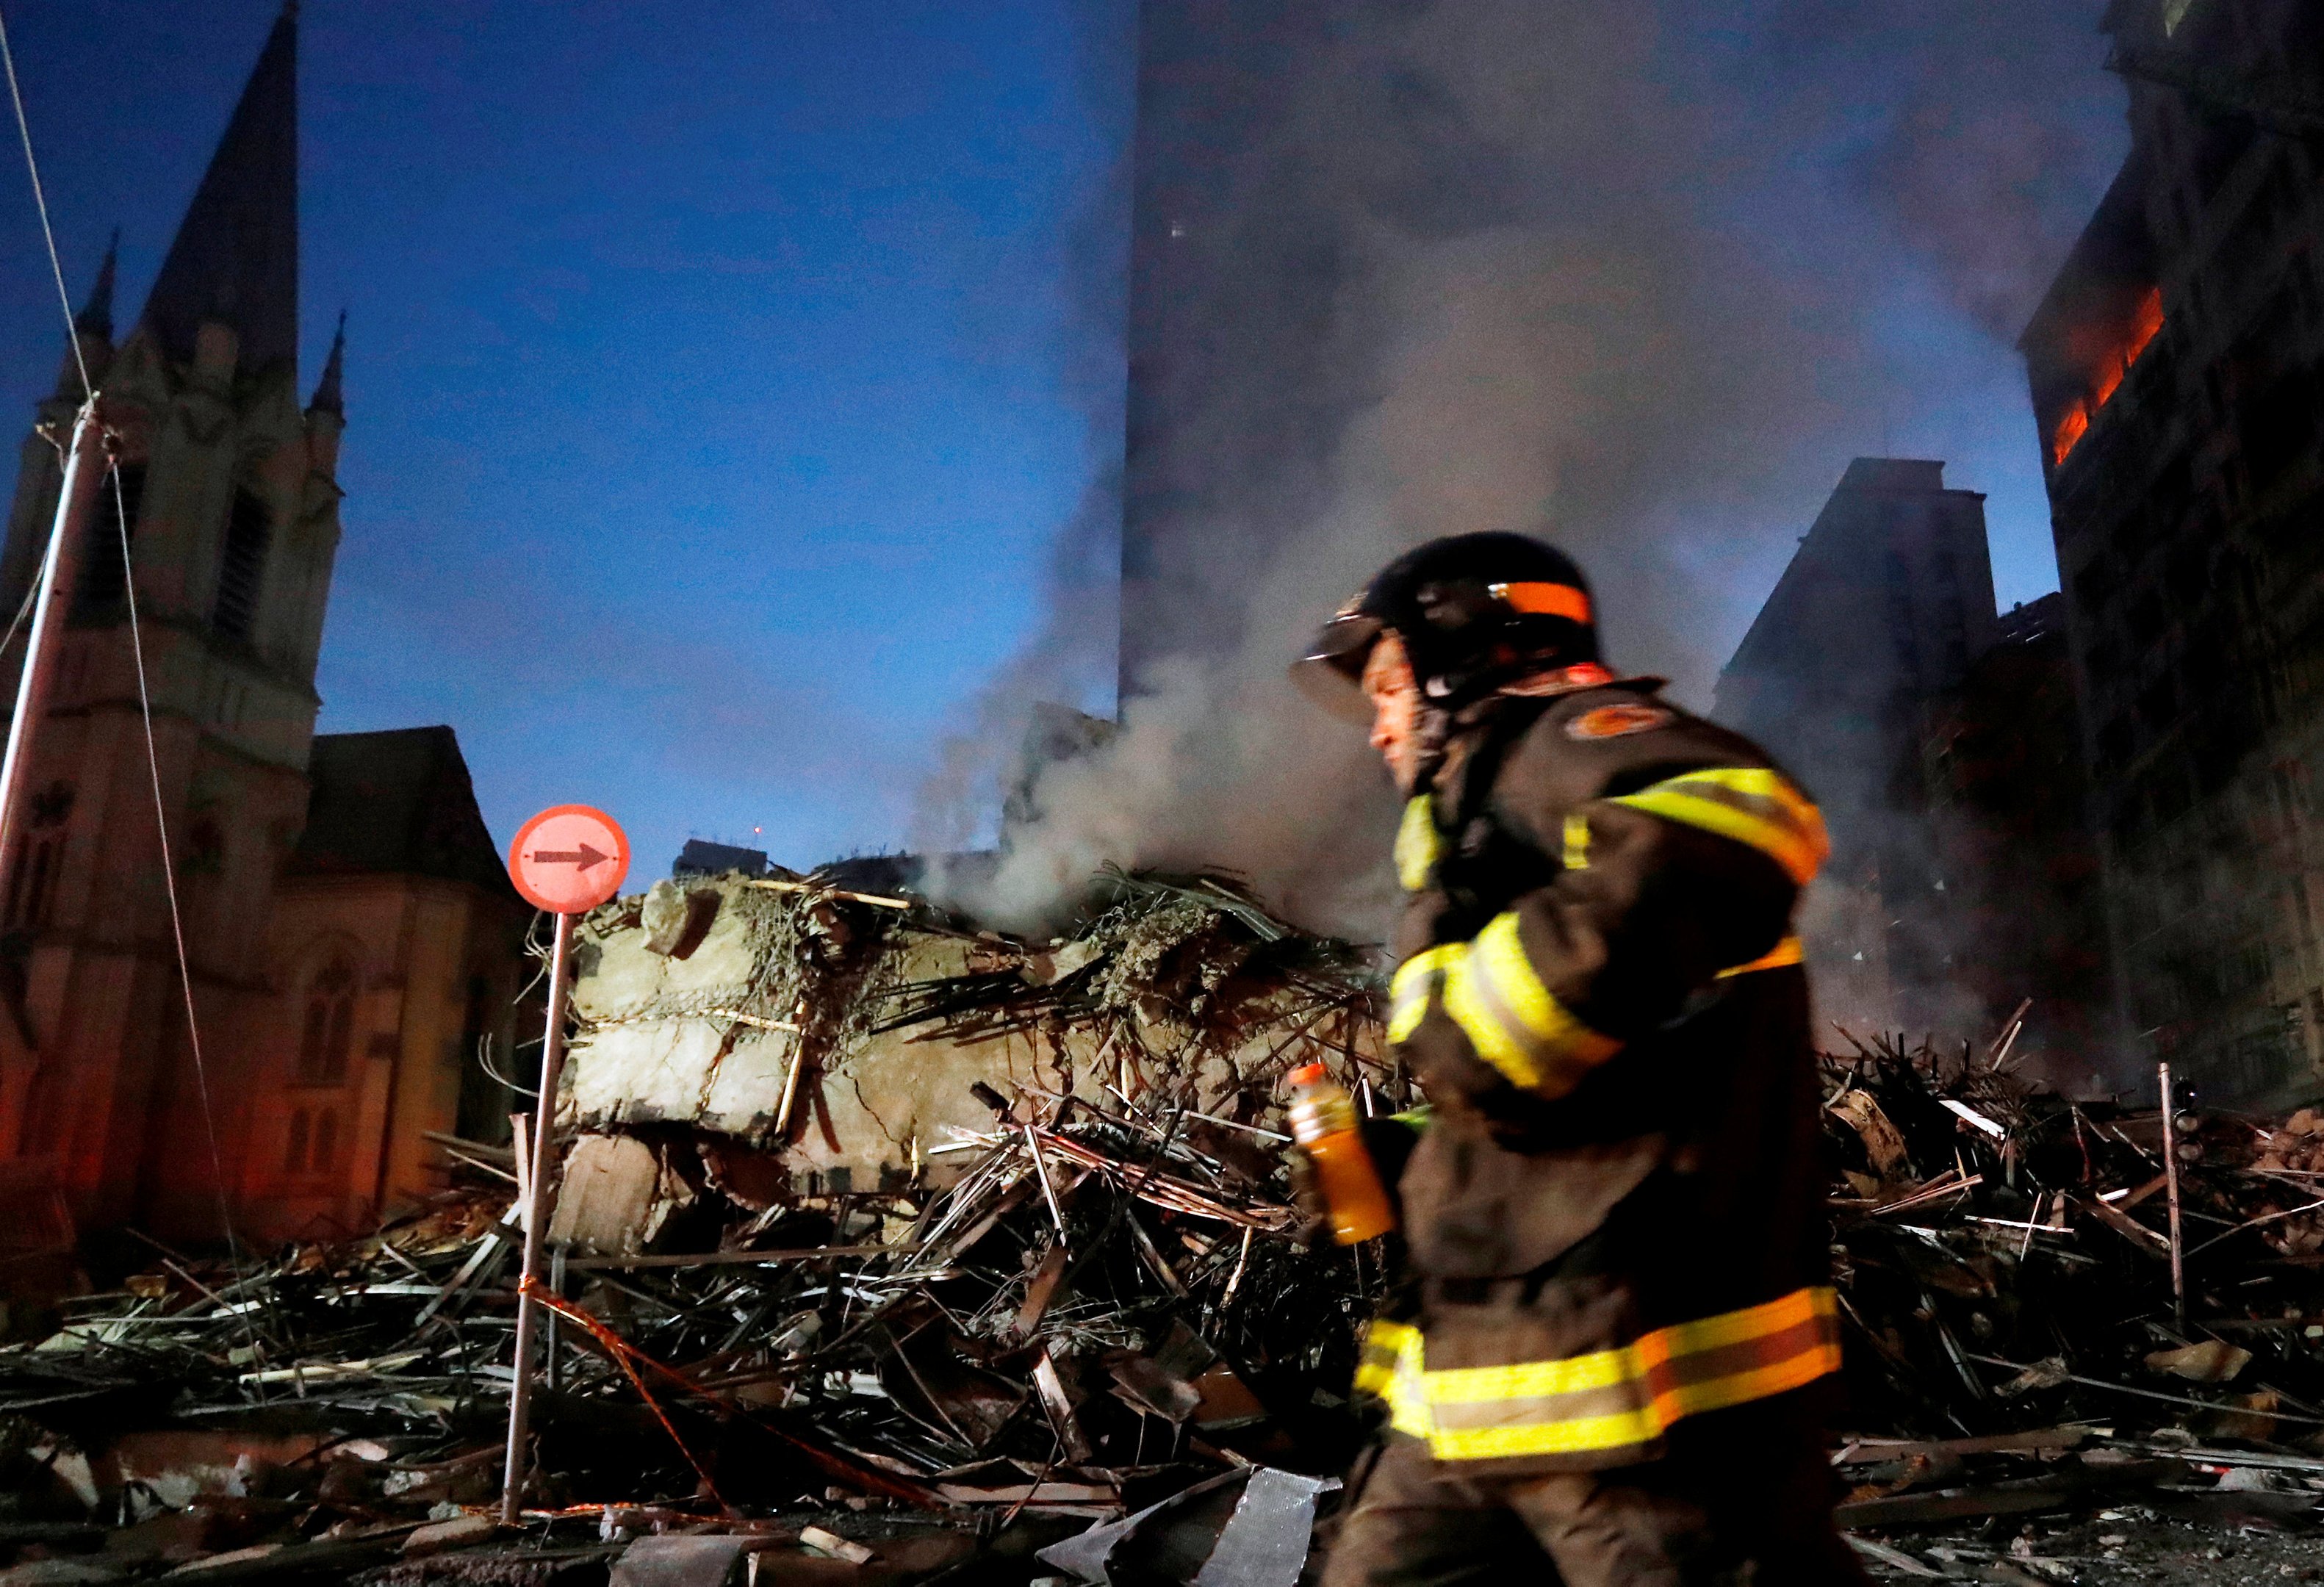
[500,804,630,1524]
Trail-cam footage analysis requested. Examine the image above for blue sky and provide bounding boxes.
[0,1,2119,877]
[0,0,1123,877]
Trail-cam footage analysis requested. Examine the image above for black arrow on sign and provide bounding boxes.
[530,843,610,871]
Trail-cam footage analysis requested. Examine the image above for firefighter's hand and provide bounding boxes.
[1360,1115,1421,1205]
[1287,1150,1334,1252]
[1286,1117,1423,1250]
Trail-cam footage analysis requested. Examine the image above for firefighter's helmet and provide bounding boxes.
[1292,533,1600,722]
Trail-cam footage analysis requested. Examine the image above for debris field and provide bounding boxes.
[10,874,2324,1583]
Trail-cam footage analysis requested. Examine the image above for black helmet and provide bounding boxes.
[1292,533,1600,722]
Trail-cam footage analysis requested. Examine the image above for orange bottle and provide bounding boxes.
[1288,1062,1397,1243]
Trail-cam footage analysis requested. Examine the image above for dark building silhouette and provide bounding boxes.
[1716,467,2112,1082]
[1120,1,1335,700]
[1119,1,1542,700]
[1918,595,2112,1084]
[1714,459,1999,1040]
[673,839,769,879]
[2021,0,2324,1103]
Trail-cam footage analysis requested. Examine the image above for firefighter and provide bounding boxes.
[1292,532,1865,1586]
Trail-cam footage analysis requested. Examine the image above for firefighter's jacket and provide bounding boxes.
[1357,677,1839,1478]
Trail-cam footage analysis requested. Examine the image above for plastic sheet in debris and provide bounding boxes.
[1036,1466,1337,1587]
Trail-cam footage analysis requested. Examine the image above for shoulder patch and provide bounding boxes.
[1564,702,1674,741]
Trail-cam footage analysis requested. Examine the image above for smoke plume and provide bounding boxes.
[921,0,2122,938]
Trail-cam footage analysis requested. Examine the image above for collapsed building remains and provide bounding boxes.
[20,868,2324,1581]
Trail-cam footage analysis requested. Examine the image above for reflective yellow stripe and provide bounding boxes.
[1395,795,1439,892]
[1441,913,1620,1098]
[1609,768,1829,885]
[1716,935,1803,979]
[1353,1317,1417,1398]
[1387,1323,1431,1439]
[1428,1408,1661,1461]
[1412,1287,1842,1462]
[1388,944,1461,1043]
[1425,1341,1636,1403]
[1562,811,1589,871]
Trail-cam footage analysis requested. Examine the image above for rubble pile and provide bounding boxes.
[1822,1025,2324,1569]
[24,865,2324,1581]
[0,871,1386,1586]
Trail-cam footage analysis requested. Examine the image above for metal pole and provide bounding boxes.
[500,907,577,1524]
[0,400,107,892]
[2160,1062,2185,1329]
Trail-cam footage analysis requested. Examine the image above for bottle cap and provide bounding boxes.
[1288,1062,1327,1087]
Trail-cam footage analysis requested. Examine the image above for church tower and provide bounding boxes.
[0,7,346,1234]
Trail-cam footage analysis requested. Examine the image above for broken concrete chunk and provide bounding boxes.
[400,1514,500,1557]
[1021,939,1103,987]
[2144,1340,2251,1382]
[612,1534,751,1587]
[796,1528,874,1566]
[641,880,722,959]
[548,1134,689,1256]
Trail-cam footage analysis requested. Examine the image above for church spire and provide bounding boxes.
[74,230,118,339]
[308,310,344,414]
[137,4,297,373]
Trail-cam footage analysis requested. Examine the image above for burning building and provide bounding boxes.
[0,10,527,1249]
[2022,0,2324,1104]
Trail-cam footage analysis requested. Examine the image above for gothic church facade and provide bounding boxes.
[0,10,527,1254]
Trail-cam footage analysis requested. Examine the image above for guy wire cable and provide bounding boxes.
[0,1,251,1288]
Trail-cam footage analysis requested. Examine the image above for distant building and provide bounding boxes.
[1713,459,2001,1039]
[0,10,528,1249]
[1120,0,1335,699]
[1120,0,1531,700]
[2021,0,2324,1104]
[674,840,769,879]
[1918,595,2113,1081]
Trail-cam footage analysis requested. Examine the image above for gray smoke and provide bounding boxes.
[921,0,2123,939]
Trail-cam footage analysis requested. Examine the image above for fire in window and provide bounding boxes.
[2050,287,2166,466]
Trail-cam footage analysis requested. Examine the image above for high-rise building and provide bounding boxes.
[0,10,526,1248]
[2021,0,2324,1103]
[1714,459,2002,1039]
[1120,0,1536,700]
[1918,594,2112,1082]
[1120,0,1339,699]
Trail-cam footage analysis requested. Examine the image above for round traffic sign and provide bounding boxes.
[507,805,631,914]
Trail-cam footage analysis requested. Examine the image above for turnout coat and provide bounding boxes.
[1358,674,1840,1478]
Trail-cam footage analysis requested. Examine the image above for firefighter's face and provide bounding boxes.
[1363,630,1423,790]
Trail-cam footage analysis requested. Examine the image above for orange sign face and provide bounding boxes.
[506,804,630,914]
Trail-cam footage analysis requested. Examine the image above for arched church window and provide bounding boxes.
[181,816,226,880]
[72,463,145,619]
[297,957,357,1085]
[214,489,270,641]
[18,1060,66,1151]
[6,782,72,929]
